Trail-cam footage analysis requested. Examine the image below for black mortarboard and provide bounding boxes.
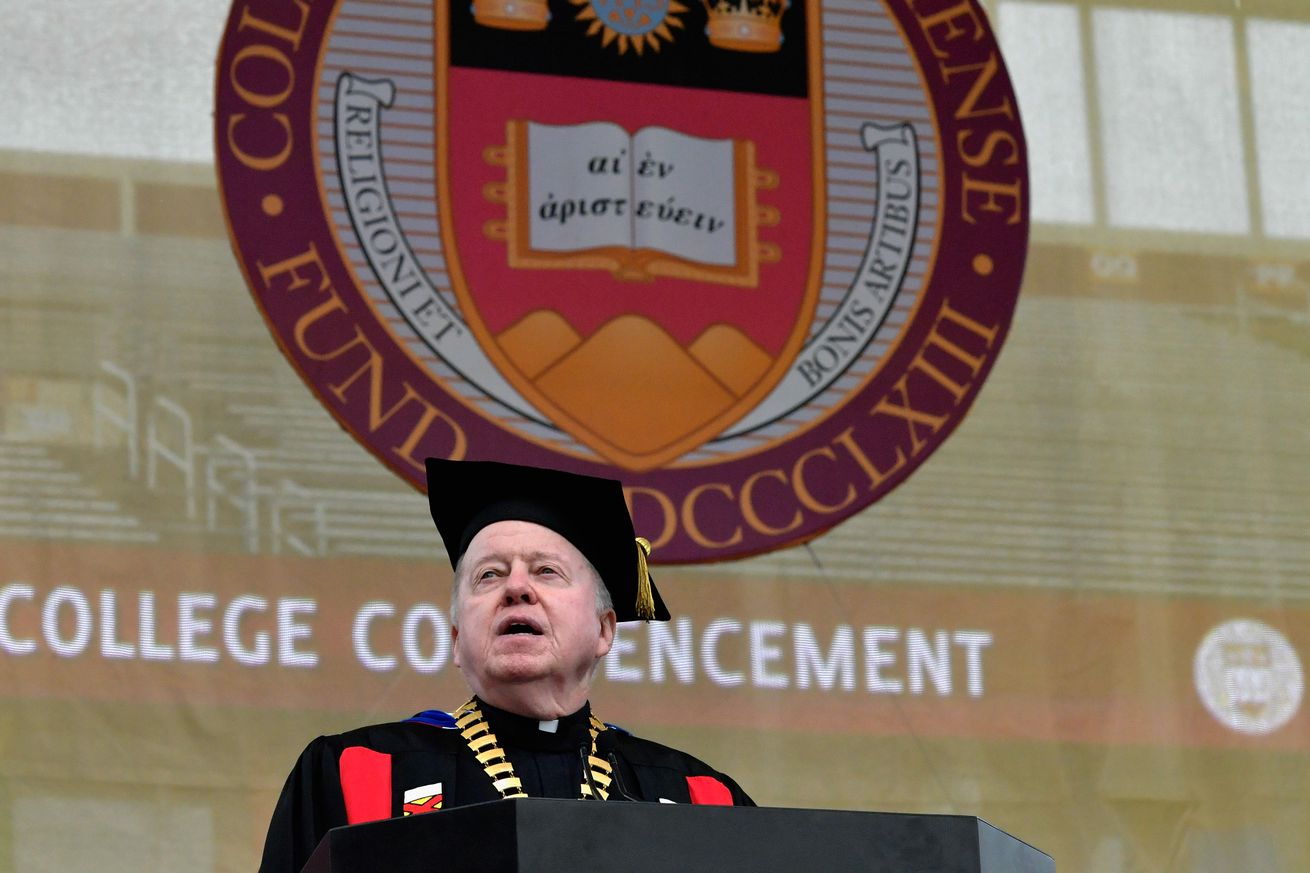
[425,458,670,622]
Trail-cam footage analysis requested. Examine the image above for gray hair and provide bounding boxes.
[449,552,613,627]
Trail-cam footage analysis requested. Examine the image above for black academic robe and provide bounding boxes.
[259,700,754,873]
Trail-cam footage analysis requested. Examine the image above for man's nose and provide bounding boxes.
[501,568,537,605]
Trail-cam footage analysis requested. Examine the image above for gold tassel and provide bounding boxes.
[634,537,655,620]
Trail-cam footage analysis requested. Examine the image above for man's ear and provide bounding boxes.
[595,609,617,659]
[451,622,461,669]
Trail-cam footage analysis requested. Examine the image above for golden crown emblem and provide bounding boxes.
[472,0,550,30]
[702,0,787,53]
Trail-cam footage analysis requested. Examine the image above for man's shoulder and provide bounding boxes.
[605,726,726,777]
[604,725,754,805]
[307,710,466,756]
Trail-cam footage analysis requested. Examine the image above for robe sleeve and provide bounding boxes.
[258,737,349,873]
[607,732,756,807]
[691,770,756,807]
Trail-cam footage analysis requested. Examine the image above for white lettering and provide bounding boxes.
[793,623,856,691]
[0,581,995,699]
[179,593,219,663]
[225,595,271,666]
[277,598,318,667]
[99,589,135,659]
[138,591,174,661]
[606,623,643,682]
[701,618,744,687]
[749,620,789,689]
[353,600,395,672]
[42,586,92,658]
[402,604,450,673]
[649,617,694,684]
[906,628,951,695]
[0,583,37,655]
[953,630,992,697]
[863,626,902,694]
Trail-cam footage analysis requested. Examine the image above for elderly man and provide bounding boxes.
[259,459,753,873]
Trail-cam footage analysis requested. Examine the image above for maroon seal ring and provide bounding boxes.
[215,0,1028,562]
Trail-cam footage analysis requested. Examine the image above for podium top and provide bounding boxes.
[306,798,1053,873]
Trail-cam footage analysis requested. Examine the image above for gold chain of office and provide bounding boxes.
[453,698,614,800]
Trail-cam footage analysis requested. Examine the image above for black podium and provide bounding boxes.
[304,798,1053,873]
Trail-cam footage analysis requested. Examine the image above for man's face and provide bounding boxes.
[452,520,616,708]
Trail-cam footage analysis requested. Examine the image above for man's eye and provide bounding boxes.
[537,566,558,575]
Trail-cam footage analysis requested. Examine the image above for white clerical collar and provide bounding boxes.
[538,718,560,733]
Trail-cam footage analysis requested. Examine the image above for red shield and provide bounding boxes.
[433,0,824,470]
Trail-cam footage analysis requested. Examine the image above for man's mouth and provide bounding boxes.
[505,624,540,635]
[497,617,544,636]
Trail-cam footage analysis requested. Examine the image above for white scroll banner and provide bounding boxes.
[333,73,547,425]
[719,121,921,439]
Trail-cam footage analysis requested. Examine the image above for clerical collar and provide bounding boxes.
[476,698,593,752]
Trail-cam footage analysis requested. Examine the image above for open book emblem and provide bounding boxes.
[435,0,823,470]
[484,122,780,287]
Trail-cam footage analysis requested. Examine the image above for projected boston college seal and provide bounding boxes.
[1194,619,1304,736]
[215,0,1028,562]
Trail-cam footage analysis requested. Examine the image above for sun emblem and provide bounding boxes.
[571,0,687,54]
